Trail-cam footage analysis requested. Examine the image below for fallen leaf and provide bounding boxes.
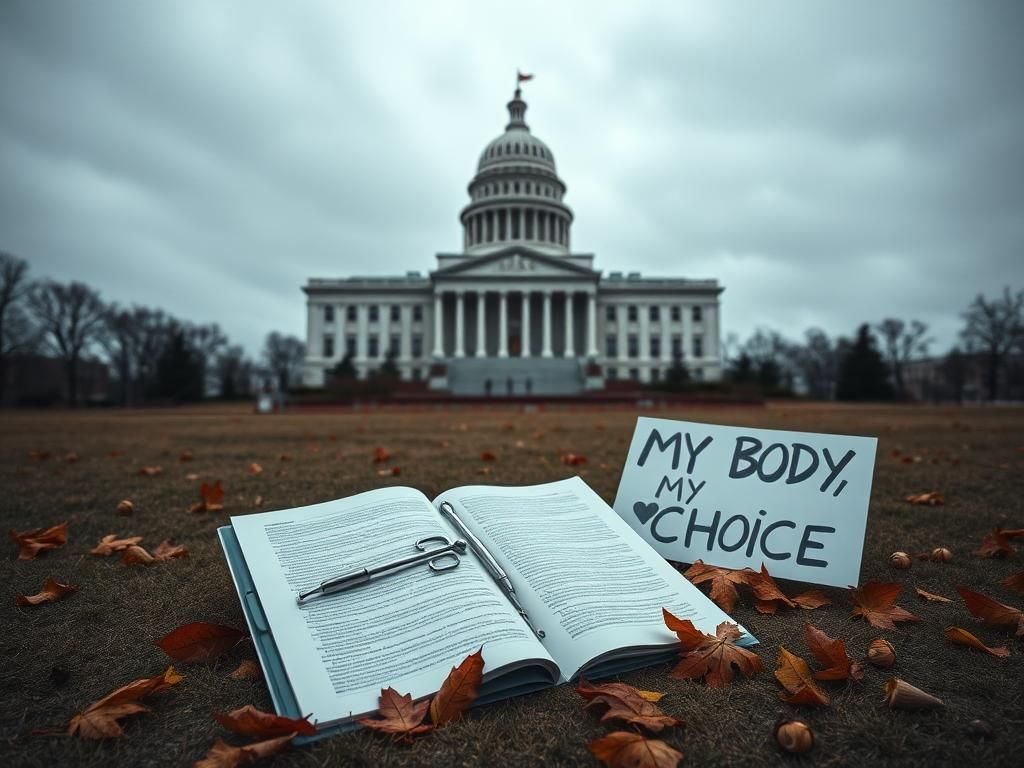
[561,453,588,466]
[956,587,1024,636]
[194,733,294,768]
[90,534,143,556]
[747,565,797,613]
[1002,571,1024,595]
[774,647,830,706]
[905,491,944,505]
[588,731,683,768]
[190,480,226,513]
[156,621,246,662]
[638,690,666,702]
[229,660,263,681]
[9,521,68,560]
[116,499,134,516]
[185,472,200,481]
[29,450,52,460]
[914,586,953,603]
[15,577,79,606]
[480,451,497,461]
[943,626,1010,658]
[792,590,832,610]
[429,648,484,726]
[278,453,291,462]
[179,450,194,462]
[682,560,753,613]
[65,451,79,462]
[849,582,922,629]
[477,466,492,475]
[253,495,263,507]
[976,527,1024,558]
[67,667,183,738]
[214,704,316,737]
[803,624,863,681]
[138,466,162,476]
[377,466,401,477]
[358,687,432,741]
[373,447,392,463]
[576,680,683,732]
[122,539,188,566]
[248,463,263,475]
[663,609,761,687]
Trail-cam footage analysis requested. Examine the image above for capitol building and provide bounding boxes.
[302,86,723,394]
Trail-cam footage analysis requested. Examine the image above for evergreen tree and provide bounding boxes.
[153,327,204,402]
[332,352,356,380]
[665,351,690,388]
[836,324,893,401]
[378,349,400,378]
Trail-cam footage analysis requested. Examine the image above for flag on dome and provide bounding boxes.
[517,70,534,82]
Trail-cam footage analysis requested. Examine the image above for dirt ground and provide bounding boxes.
[1,402,1022,767]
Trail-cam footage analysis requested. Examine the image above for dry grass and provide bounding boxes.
[1,402,1022,767]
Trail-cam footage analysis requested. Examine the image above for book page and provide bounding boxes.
[231,487,555,726]
[434,477,751,681]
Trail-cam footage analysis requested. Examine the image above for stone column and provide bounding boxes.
[336,304,346,360]
[498,291,509,357]
[587,293,598,358]
[615,305,626,364]
[432,293,444,358]
[455,292,465,358]
[400,304,412,362]
[379,303,390,361]
[541,290,553,357]
[305,302,316,358]
[564,291,575,357]
[521,292,531,358]
[475,290,486,357]
[682,304,693,364]
[661,304,672,364]
[639,304,650,367]
[356,304,368,364]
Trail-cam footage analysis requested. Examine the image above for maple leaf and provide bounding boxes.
[976,527,1024,558]
[914,586,952,603]
[429,648,484,726]
[15,577,79,606]
[588,731,683,768]
[681,559,753,613]
[67,667,183,739]
[480,451,497,461]
[193,733,295,768]
[956,587,1024,636]
[138,466,163,476]
[190,480,226,513]
[122,539,188,566]
[214,704,316,737]
[905,491,944,505]
[943,626,1010,658]
[9,521,68,560]
[90,534,143,556]
[803,623,863,682]
[849,582,922,629]
[1002,570,1024,595]
[576,680,683,733]
[663,609,761,687]
[229,660,262,680]
[372,447,392,463]
[156,621,246,662]
[358,687,433,741]
[774,647,830,706]
[746,565,831,614]
[561,453,588,466]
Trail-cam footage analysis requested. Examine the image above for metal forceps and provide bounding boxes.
[296,535,468,604]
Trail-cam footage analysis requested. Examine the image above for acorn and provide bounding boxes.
[774,719,814,754]
[116,499,134,516]
[930,547,953,562]
[867,638,896,668]
[889,551,912,569]
[883,677,944,709]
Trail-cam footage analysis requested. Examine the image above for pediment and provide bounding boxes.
[432,248,596,279]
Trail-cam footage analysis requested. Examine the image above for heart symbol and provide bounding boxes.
[633,501,659,525]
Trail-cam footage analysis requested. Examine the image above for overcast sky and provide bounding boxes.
[2,1,1022,358]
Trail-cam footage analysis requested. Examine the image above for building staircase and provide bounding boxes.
[446,357,584,396]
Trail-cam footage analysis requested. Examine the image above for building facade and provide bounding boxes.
[303,88,723,393]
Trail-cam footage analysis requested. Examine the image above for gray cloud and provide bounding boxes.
[1,0,1022,357]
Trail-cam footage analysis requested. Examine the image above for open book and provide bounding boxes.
[218,476,753,737]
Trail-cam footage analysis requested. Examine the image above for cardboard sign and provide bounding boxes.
[612,417,878,588]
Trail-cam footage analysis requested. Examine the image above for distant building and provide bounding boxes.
[2,354,110,406]
[902,352,1024,403]
[303,86,723,394]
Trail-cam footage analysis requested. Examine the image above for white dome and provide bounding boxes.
[477,130,556,173]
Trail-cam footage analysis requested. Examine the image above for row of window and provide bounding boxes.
[323,305,424,324]
[466,208,568,247]
[606,334,703,360]
[607,367,704,382]
[323,334,424,359]
[486,141,549,161]
[607,305,704,323]
[472,180,560,201]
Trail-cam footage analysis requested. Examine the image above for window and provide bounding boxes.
[531,146,537,156]
[627,305,638,322]
[503,182,509,193]
[514,181,520,193]
[412,368,422,381]
[389,334,400,355]
[369,306,379,322]
[322,335,334,358]
[629,368,639,382]
[390,305,400,322]
[368,336,379,358]
[347,306,356,322]
[324,305,334,323]
[606,306,616,322]
[346,335,357,356]
[628,335,639,358]
[670,306,681,322]
[650,337,661,359]
[412,306,423,322]
[649,306,659,321]
[651,369,661,383]
[606,335,618,358]
[514,142,520,154]
[497,145,502,156]
[692,335,703,358]
[525,182,531,194]
[606,367,617,380]
[505,142,511,154]
[671,335,682,357]
[692,305,703,323]
[412,334,423,357]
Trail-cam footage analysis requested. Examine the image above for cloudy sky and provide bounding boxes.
[1,1,1022,358]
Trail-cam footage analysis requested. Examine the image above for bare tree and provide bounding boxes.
[0,252,37,405]
[187,322,228,397]
[960,287,1024,401]
[131,307,172,396]
[215,345,253,399]
[263,331,305,391]
[790,327,839,400]
[875,318,932,398]
[99,304,140,406]
[27,280,107,406]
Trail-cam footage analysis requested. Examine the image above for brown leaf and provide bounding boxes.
[1002,570,1024,595]
[90,534,143,556]
[943,626,1010,658]
[681,559,753,613]
[179,450,194,462]
[15,577,79,606]
[849,582,922,629]
[914,586,953,603]
[372,447,392,463]
[193,733,294,768]
[976,527,1024,558]
[229,660,263,681]
[248,462,263,475]
[9,521,68,560]
[956,587,1024,636]
[429,648,484,726]
[588,731,683,768]
[191,480,225,513]
[67,667,183,738]
[377,466,401,477]
[214,704,316,737]
[774,647,830,706]
[803,624,862,682]
[479,451,497,461]
[156,621,246,662]
[358,687,433,741]
[637,690,666,702]
[561,453,588,466]
[577,680,683,732]
[663,609,762,687]
[122,539,188,566]
[138,466,163,476]
[905,491,944,505]
[792,590,832,610]
[747,565,797,613]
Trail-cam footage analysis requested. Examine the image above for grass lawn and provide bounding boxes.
[2,402,1023,767]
